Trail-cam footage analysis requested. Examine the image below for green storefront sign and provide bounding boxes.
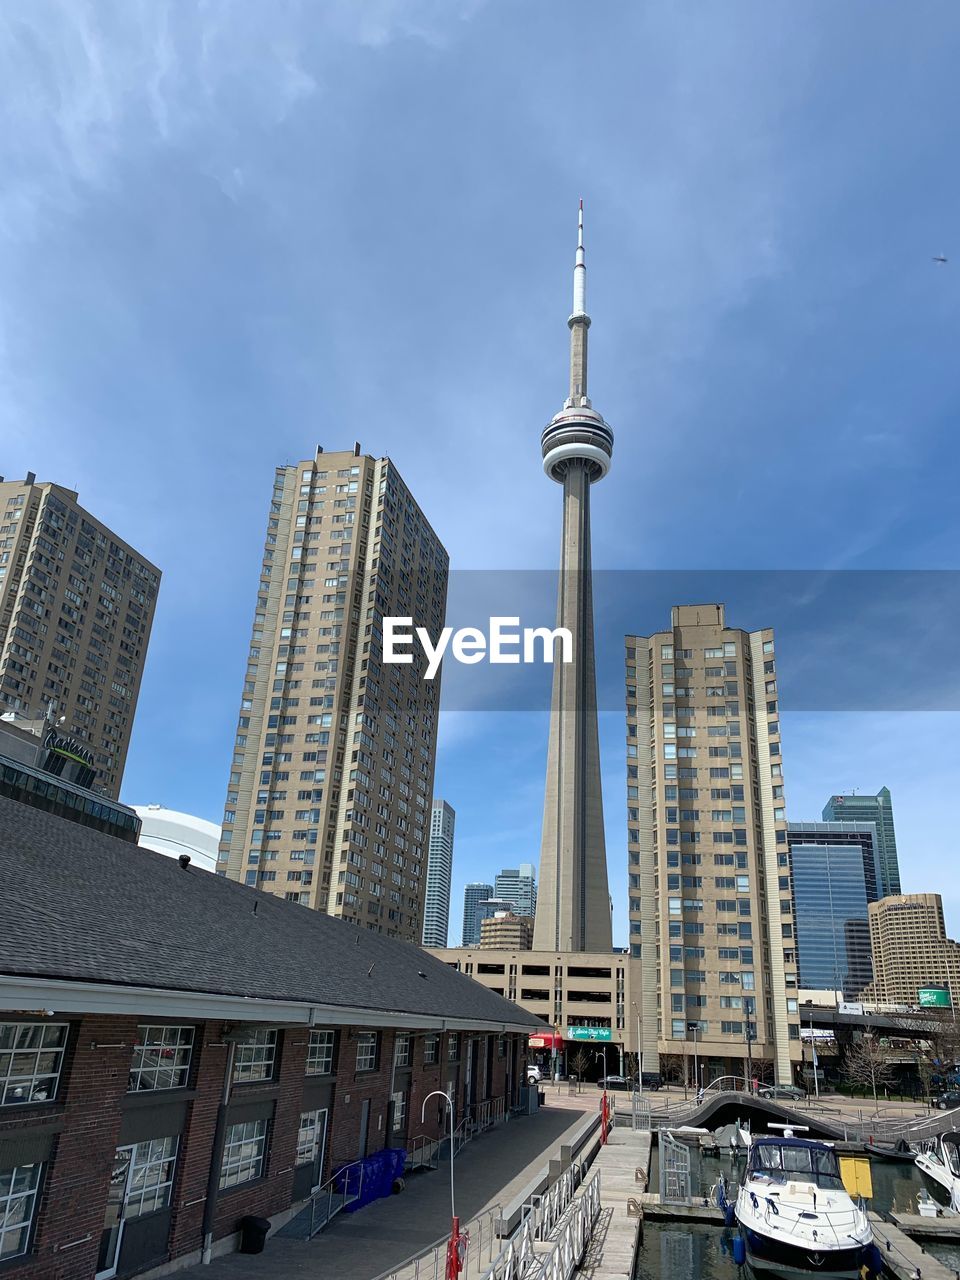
[919,986,952,1008]
[567,1027,612,1042]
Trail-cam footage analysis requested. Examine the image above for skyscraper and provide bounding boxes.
[869,894,960,1007]
[495,863,538,918]
[461,882,493,947]
[627,604,801,1086]
[787,821,882,997]
[422,798,455,948]
[533,204,613,954]
[822,787,900,897]
[0,472,160,798]
[218,447,449,942]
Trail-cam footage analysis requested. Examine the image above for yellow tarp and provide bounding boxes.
[839,1156,873,1199]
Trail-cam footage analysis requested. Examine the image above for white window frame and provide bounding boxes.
[219,1119,268,1189]
[233,1029,277,1084]
[128,1025,194,1093]
[306,1029,334,1076]
[423,1033,439,1065]
[0,1162,42,1261]
[356,1032,378,1072]
[296,1108,328,1189]
[394,1033,411,1068]
[123,1136,179,1218]
[0,1021,68,1106]
[391,1089,407,1132]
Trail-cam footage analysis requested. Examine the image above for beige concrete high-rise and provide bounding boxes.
[627,605,802,1087]
[868,894,960,1007]
[533,204,613,954]
[217,447,449,942]
[0,472,160,797]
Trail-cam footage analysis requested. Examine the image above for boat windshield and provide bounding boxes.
[944,1137,960,1177]
[750,1143,844,1190]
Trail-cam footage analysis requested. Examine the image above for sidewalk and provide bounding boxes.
[175,1102,592,1280]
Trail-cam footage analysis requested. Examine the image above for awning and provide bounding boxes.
[529,1031,564,1050]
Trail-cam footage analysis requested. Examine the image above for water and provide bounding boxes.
[637,1129,955,1278]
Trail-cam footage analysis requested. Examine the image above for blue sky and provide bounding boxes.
[2,2,959,944]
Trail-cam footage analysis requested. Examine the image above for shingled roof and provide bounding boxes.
[0,795,541,1030]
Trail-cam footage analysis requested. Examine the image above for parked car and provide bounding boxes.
[640,1072,663,1091]
[526,1065,542,1085]
[936,1090,960,1110]
[758,1084,806,1101]
[597,1075,635,1091]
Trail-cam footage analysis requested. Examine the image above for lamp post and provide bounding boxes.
[632,999,643,1096]
[687,1022,701,1098]
[745,997,755,1093]
[804,1001,820,1098]
[422,1090,459,1279]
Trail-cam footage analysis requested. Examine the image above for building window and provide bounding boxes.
[356,1032,379,1072]
[447,1033,460,1062]
[306,1029,334,1076]
[0,1162,42,1260]
[0,1022,68,1105]
[220,1119,268,1189]
[392,1090,407,1131]
[124,1137,179,1217]
[423,1034,439,1065]
[394,1033,411,1067]
[296,1109,326,1166]
[129,1025,194,1092]
[233,1029,277,1083]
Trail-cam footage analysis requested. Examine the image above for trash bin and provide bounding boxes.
[239,1215,271,1254]
[538,1089,546,1106]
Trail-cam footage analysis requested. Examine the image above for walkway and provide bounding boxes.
[869,1212,958,1280]
[574,1127,650,1280]
[175,1103,591,1280]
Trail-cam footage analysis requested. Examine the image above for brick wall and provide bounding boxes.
[2,1016,531,1279]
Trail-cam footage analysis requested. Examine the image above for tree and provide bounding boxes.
[844,1034,894,1109]
[569,1048,591,1083]
[660,1053,683,1085]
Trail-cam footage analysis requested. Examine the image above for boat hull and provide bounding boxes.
[740,1225,868,1278]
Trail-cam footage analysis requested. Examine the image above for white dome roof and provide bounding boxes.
[132,805,221,873]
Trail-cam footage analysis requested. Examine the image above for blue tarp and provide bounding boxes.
[337,1148,407,1212]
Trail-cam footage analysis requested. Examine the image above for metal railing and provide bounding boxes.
[308,1159,365,1238]
[522,1160,587,1241]
[407,1133,439,1172]
[370,1202,503,1280]
[531,1171,602,1280]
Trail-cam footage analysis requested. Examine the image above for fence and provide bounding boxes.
[370,1203,504,1280]
[479,1172,602,1280]
[308,1159,365,1238]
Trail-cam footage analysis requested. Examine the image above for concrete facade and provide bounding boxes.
[0,474,160,798]
[479,912,535,951]
[627,605,802,1087]
[533,206,613,954]
[868,893,960,1007]
[217,447,449,942]
[433,947,640,1068]
[422,798,455,948]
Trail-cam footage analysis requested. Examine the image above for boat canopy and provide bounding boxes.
[748,1138,844,1189]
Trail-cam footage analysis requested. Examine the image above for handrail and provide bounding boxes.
[308,1158,365,1238]
[369,1201,503,1280]
[407,1133,438,1172]
[521,1160,586,1241]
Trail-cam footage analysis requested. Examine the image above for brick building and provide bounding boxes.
[0,796,539,1278]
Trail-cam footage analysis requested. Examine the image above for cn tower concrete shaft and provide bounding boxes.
[533,203,613,953]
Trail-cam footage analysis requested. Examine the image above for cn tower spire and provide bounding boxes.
[567,200,591,407]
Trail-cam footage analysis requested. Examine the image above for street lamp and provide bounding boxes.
[632,999,643,1096]
[422,1090,459,1279]
[804,1001,820,1099]
[745,997,755,1093]
[687,1022,701,1097]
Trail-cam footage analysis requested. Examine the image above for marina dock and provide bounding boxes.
[870,1213,958,1280]
[573,1128,651,1280]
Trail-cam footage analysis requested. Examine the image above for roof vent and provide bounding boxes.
[178,854,191,869]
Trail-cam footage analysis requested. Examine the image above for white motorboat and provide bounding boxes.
[913,1132,960,1214]
[735,1135,873,1278]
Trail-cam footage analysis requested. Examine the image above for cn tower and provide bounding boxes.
[533,203,613,953]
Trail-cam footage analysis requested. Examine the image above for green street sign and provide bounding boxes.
[567,1027,612,1042]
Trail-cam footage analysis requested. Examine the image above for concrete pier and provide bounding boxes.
[870,1212,958,1280]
